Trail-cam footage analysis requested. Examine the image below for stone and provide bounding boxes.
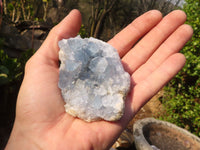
[58,36,130,122]
[0,21,47,57]
[133,118,200,150]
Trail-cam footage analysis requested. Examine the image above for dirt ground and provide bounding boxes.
[113,90,164,149]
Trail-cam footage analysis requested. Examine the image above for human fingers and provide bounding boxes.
[37,9,82,66]
[105,55,186,129]
[83,53,185,149]
[108,10,162,57]
[122,10,187,74]
[130,53,186,113]
[132,24,193,84]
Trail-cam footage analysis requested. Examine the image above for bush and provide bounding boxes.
[0,48,35,149]
[160,0,200,137]
[0,50,21,85]
[0,49,34,86]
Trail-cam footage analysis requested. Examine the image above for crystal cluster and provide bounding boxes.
[58,36,130,122]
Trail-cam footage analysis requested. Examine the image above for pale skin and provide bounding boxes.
[5,9,193,150]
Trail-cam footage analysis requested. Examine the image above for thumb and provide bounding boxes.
[37,9,82,64]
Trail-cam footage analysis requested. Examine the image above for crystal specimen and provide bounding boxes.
[58,36,130,122]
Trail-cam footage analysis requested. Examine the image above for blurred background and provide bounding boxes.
[0,0,199,149]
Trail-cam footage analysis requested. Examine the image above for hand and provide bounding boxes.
[5,9,193,150]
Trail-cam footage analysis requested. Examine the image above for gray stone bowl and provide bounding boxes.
[133,118,200,150]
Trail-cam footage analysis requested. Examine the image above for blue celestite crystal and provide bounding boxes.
[58,36,130,122]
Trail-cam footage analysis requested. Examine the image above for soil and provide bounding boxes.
[112,90,164,149]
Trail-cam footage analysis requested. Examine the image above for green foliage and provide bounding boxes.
[78,24,89,38]
[7,3,14,11]
[4,0,50,22]
[0,49,34,86]
[0,49,20,85]
[160,87,200,137]
[160,0,200,137]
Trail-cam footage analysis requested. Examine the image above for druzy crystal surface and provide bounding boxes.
[58,36,130,122]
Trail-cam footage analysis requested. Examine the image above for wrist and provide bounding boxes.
[5,122,41,150]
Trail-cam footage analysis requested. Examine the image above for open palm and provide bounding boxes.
[5,10,193,150]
